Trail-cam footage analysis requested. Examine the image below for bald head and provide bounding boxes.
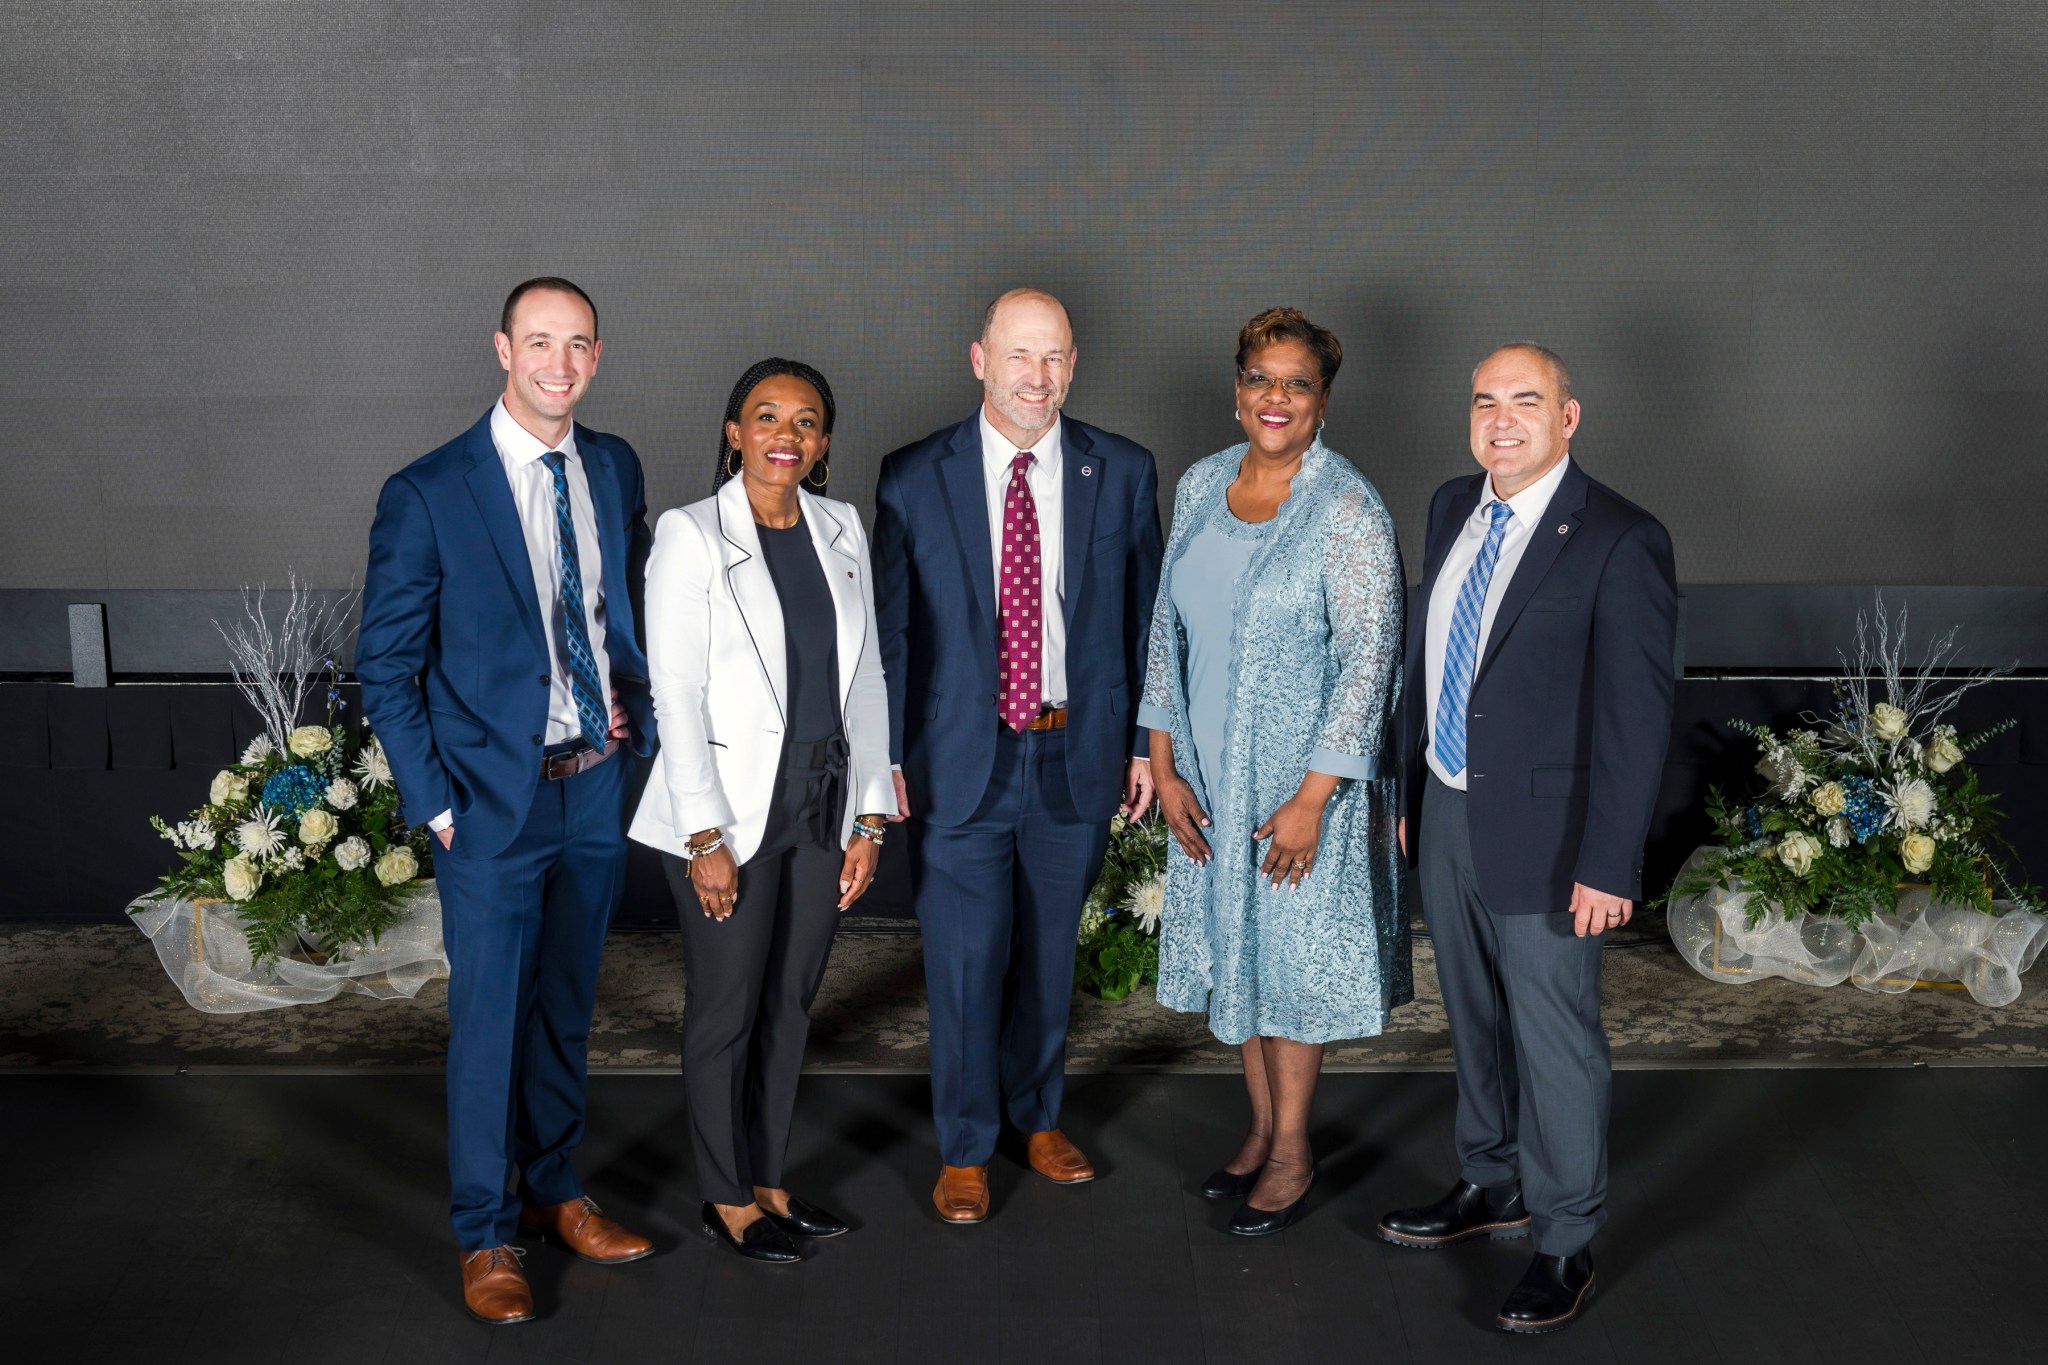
[1474,342,1573,403]
[971,288,1076,446]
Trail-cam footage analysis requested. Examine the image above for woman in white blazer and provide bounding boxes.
[629,359,894,1264]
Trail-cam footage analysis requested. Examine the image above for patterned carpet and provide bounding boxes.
[6,914,2046,1071]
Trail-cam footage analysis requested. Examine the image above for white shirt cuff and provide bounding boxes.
[428,809,453,831]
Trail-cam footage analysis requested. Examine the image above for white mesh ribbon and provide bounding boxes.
[1666,848,2048,1007]
[129,884,448,1013]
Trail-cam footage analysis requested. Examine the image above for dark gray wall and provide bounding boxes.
[4,1,2045,591]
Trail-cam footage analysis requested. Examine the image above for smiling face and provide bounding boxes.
[970,292,1075,447]
[1469,346,1579,498]
[725,373,830,494]
[494,287,601,441]
[1235,338,1329,462]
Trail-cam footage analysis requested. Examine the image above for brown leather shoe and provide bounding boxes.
[1025,1129,1096,1184]
[459,1245,534,1325]
[518,1195,654,1265]
[933,1165,991,1223]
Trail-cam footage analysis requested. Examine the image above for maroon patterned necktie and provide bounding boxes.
[997,450,1044,731]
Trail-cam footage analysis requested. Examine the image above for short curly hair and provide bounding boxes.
[1235,307,1341,389]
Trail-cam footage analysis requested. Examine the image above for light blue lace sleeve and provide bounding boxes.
[1308,485,1403,777]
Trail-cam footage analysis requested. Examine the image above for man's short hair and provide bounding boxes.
[500,276,599,340]
[1477,342,1572,402]
[979,288,1067,344]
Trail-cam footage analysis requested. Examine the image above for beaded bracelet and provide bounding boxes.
[686,832,725,860]
[853,817,886,846]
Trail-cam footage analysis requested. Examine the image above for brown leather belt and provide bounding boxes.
[1024,706,1067,731]
[542,738,618,781]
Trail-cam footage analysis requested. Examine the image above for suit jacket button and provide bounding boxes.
[531,734,543,745]
[539,675,550,686]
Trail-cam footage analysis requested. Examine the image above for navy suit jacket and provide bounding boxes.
[873,412,1164,826]
[1400,460,1678,913]
[357,409,656,861]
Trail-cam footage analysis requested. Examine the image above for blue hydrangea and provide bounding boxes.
[1840,776,1886,843]
[262,764,327,816]
[1744,805,1765,840]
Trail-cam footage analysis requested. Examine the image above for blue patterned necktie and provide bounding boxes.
[541,452,611,748]
[1434,498,1515,777]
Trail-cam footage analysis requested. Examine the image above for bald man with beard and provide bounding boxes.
[872,289,1164,1224]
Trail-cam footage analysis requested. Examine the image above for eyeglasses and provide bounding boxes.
[1237,370,1322,398]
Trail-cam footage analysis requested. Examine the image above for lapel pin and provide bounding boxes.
[1080,465,1093,477]
[846,570,854,578]
[1557,524,1569,535]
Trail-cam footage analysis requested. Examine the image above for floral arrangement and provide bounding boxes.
[1675,599,2039,929]
[1076,810,1168,999]
[141,582,432,966]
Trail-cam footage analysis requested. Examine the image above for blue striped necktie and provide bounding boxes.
[1433,498,1514,777]
[541,452,611,748]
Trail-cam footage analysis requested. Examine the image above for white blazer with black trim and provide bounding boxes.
[628,477,895,864]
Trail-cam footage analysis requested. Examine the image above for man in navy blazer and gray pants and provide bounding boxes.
[1377,344,1677,1336]
[358,279,657,1325]
[874,289,1163,1224]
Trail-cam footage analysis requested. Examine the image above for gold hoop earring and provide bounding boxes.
[805,460,830,489]
[726,448,742,480]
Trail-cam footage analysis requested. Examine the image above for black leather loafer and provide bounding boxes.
[700,1202,806,1263]
[1199,1164,1264,1201]
[1376,1178,1530,1249]
[761,1195,849,1239]
[1497,1250,1595,1334]
[1226,1167,1317,1237]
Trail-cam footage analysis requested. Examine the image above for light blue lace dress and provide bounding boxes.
[1138,442,1411,1044]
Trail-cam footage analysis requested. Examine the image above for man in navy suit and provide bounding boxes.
[358,278,657,1325]
[1376,344,1677,1335]
[874,289,1164,1223]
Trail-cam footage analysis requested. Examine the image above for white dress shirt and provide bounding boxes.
[432,402,613,832]
[1423,453,1573,790]
[980,406,1067,708]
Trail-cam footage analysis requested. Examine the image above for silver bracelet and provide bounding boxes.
[686,833,724,860]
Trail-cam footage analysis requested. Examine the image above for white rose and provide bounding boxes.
[223,855,263,902]
[374,845,419,886]
[324,778,359,811]
[288,725,335,758]
[1810,782,1846,817]
[333,836,372,871]
[1899,832,1936,875]
[210,770,250,806]
[1926,731,1964,774]
[1777,831,1822,877]
[298,807,339,845]
[1870,703,1909,741]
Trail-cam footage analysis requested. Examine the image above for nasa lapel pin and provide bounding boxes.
[1080,464,1093,477]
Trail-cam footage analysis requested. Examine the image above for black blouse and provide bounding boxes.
[756,515,842,743]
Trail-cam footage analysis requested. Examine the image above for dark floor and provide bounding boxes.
[4,1068,2041,1364]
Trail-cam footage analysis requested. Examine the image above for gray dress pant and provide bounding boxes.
[1420,774,1610,1256]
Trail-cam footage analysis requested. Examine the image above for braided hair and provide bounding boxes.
[713,357,837,494]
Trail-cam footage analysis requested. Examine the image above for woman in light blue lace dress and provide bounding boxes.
[1140,308,1409,1235]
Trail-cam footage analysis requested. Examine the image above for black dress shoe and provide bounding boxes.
[699,1202,806,1263]
[761,1195,849,1239]
[1199,1164,1263,1201]
[1497,1250,1594,1334]
[1226,1167,1317,1237]
[1376,1178,1530,1249]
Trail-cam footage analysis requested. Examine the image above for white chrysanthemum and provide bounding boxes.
[354,740,393,790]
[234,810,285,859]
[177,819,217,852]
[1125,878,1166,935]
[324,778,358,811]
[1754,745,1812,801]
[1885,777,1938,831]
[1825,816,1852,848]
[240,735,277,765]
[333,836,372,871]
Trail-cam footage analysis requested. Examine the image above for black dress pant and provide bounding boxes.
[663,737,846,1206]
